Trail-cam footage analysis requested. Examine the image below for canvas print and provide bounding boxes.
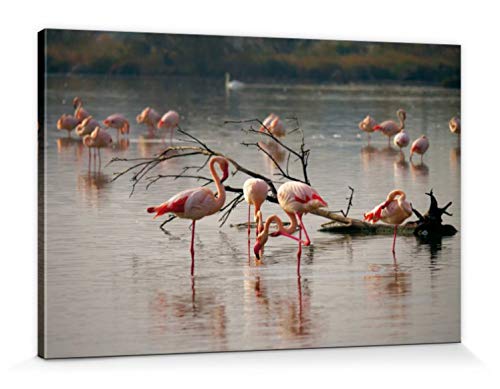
[38,29,461,358]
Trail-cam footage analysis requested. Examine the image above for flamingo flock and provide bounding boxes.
[56,96,181,171]
[55,95,460,277]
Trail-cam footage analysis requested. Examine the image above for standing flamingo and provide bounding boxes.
[373,109,406,144]
[82,127,113,171]
[449,116,461,135]
[358,115,378,139]
[158,110,180,143]
[260,113,286,138]
[146,156,230,276]
[75,116,101,137]
[393,130,410,151]
[254,181,327,275]
[104,114,130,140]
[243,178,269,249]
[137,107,161,137]
[56,114,79,137]
[364,189,413,254]
[73,97,90,123]
[410,135,429,162]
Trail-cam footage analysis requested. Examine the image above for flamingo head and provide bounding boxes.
[253,233,268,260]
[397,109,407,122]
[73,96,82,109]
[219,159,230,182]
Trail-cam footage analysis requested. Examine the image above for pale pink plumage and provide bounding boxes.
[75,116,101,137]
[260,113,286,138]
[73,97,90,123]
[158,110,180,143]
[358,115,377,135]
[104,114,130,138]
[137,107,161,135]
[243,178,269,247]
[146,156,230,275]
[373,109,406,142]
[410,135,429,161]
[254,181,327,275]
[83,127,113,171]
[393,130,410,149]
[364,189,413,253]
[57,114,79,135]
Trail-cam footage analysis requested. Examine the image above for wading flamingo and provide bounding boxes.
[243,178,269,249]
[358,115,378,139]
[260,113,286,138]
[373,109,406,144]
[410,135,429,162]
[146,156,230,276]
[73,97,90,123]
[449,116,461,135]
[254,181,327,275]
[393,130,410,150]
[225,72,245,90]
[137,107,161,136]
[158,110,180,143]
[82,127,113,171]
[253,211,303,260]
[56,114,79,137]
[75,116,101,137]
[104,114,130,140]
[364,189,413,254]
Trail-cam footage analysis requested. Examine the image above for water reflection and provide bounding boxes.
[56,136,81,152]
[77,172,109,206]
[410,160,429,178]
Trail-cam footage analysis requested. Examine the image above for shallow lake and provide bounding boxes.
[42,75,460,358]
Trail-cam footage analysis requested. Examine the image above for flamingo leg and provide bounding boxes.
[93,149,96,171]
[392,225,398,254]
[98,149,101,171]
[88,148,91,171]
[296,213,311,246]
[190,220,196,276]
[170,128,173,145]
[247,203,251,254]
[297,222,302,277]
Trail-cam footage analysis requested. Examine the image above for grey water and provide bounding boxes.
[42,75,460,358]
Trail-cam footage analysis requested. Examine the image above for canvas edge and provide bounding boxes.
[37,28,47,359]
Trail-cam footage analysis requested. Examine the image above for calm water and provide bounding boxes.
[42,75,460,358]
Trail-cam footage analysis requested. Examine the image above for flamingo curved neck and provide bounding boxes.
[398,113,405,130]
[209,157,226,208]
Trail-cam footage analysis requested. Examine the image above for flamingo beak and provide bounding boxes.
[253,241,262,260]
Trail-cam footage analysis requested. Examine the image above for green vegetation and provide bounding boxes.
[43,29,460,87]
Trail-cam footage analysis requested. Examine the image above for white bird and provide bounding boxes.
[225,72,245,90]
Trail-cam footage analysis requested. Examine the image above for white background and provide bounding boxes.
[1,1,499,387]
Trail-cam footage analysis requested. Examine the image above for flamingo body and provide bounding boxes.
[364,189,412,253]
[261,113,286,138]
[277,181,328,215]
[394,130,410,149]
[73,97,90,123]
[104,114,130,136]
[373,109,406,141]
[137,107,161,127]
[76,116,100,137]
[57,114,79,134]
[359,115,377,135]
[158,110,180,130]
[410,135,429,161]
[449,116,461,134]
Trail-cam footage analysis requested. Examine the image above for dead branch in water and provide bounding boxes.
[109,120,353,229]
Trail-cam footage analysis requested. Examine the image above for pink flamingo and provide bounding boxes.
[358,115,378,139]
[82,127,113,171]
[104,114,130,140]
[56,114,79,137]
[449,116,461,135]
[410,135,429,162]
[364,189,413,254]
[255,181,327,275]
[373,109,406,144]
[146,156,230,276]
[73,97,90,123]
[75,116,101,137]
[158,110,180,143]
[260,113,286,138]
[243,178,269,249]
[137,107,161,136]
[393,130,410,150]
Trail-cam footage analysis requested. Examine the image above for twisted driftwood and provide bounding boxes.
[319,189,457,238]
